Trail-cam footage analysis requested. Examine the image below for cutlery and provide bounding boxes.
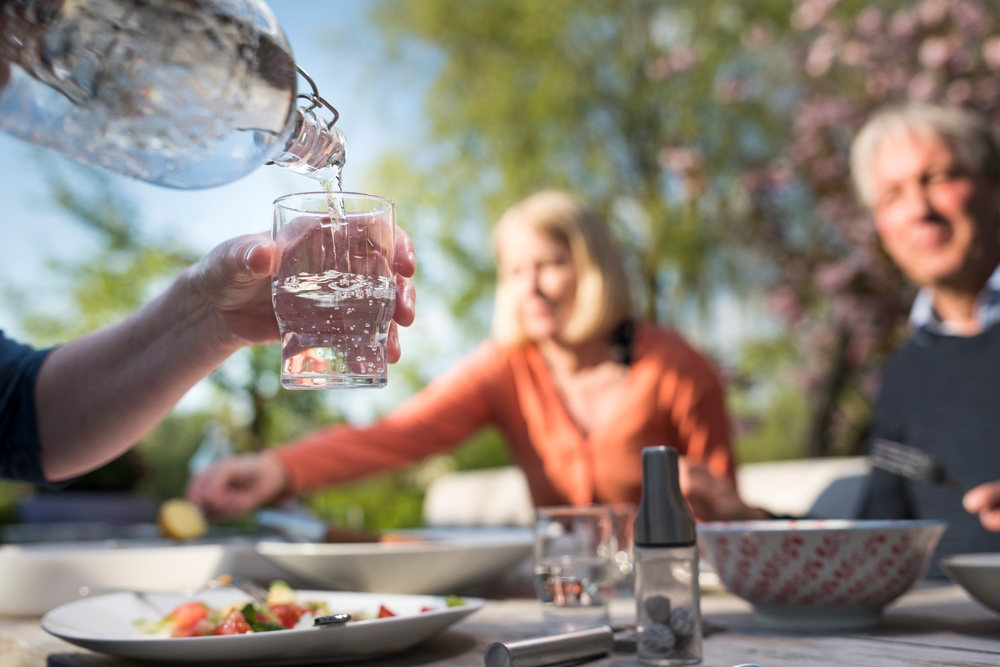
[207,574,269,604]
[870,438,966,495]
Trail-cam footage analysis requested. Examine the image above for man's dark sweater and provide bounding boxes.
[859,323,1000,575]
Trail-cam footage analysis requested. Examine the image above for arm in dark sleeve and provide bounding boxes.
[0,332,53,484]
[855,351,916,520]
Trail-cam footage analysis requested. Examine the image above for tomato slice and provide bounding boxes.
[269,604,306,629]
[169,603,210,638]
[377,605,396,618]
[421,606,435,613]
[213,610,253,635]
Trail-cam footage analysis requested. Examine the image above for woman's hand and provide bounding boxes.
[679,459,771,522]
[187,452,289,520]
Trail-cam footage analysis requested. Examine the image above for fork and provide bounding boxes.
[870,438,967,495]
[205,574,269,604]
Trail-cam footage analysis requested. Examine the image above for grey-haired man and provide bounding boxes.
[852,102,1000,562]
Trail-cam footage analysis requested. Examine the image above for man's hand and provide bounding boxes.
[964,481,1000,532]
[186,228,417,357]
[187,451,289,520]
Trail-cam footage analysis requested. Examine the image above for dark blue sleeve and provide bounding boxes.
[0,331,53,484]
[855,345,916,520]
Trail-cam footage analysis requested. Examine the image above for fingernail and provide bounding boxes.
[244,244,258,270]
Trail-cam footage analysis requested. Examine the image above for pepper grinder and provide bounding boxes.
[633,446,702,665]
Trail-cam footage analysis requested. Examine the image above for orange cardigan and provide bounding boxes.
[276,323,735,507]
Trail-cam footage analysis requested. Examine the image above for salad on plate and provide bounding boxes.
[136,581,465,638]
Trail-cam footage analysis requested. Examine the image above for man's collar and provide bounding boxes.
[908,262,1000,338]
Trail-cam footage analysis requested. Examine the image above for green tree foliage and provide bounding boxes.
[373,0,793,324]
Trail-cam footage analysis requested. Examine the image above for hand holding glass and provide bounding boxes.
[272,192,395,389]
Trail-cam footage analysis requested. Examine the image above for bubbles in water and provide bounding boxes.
[356,356,362,361]
[339,364,345,371]
[377,367,383,372]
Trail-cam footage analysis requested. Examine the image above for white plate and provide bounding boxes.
[42,589,485,665]
[256,528,533,594]
[0,541,231,616]
[940,553,1000,614]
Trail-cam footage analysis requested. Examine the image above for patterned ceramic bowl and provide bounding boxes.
[698,519,946,630]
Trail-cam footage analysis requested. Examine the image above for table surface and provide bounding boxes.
[4,582,1000,667]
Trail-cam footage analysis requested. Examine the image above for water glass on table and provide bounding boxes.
[534,506,615,632]
[272,192,396,389]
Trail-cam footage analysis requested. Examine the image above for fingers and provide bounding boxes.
[386,322,401,364]
[964,481,1000,532]
[394,227,416,278]
[213,233,276,283]
[394,275,416,327]
[185,454,285,521]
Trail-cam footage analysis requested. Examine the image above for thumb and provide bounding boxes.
[215,234,275,284]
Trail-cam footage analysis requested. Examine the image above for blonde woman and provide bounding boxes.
[190,191,736,518]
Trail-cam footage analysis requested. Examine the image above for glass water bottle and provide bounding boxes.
[0,0,347,188]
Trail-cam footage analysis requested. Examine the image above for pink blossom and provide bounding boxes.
[769,288,806,324]
[669,47,698,72]
[975,78,1000,106]
[742,22,776,50]
[768,162,796,188]
[982,36,1000,69]
[918,36,954,68]
[855,7,883,36]
[946,78,973,103]
[950,0,990,35]
[659,147,702,172]
[865,72,889,99]
[806,33,840,76]
[645,56,672,81]
[716,77,747,103]
[812,156,846,181]
[816,262,857,291]
[907,71,939,100]
[888,9,918,37]
[918,0,953,26]
[792,0,843,31]
[840,40,869,66]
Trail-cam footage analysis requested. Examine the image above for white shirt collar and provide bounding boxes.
[908,262,1000,337]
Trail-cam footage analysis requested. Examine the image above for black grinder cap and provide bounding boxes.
[633,446,696,547]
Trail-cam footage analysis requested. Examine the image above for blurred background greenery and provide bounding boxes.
[4,0,997,531]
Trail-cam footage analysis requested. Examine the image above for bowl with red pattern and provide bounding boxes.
[698,519,946,630]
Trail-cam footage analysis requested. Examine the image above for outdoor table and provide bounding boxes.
[2,582,999,667]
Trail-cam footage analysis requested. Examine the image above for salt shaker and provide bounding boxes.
[633,446,702,665]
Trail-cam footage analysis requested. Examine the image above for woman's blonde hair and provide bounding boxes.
[491,191,632,345]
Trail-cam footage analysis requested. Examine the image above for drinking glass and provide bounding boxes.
[534,506,615,632]
[272,192,396,389]
[611,502,637,597]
